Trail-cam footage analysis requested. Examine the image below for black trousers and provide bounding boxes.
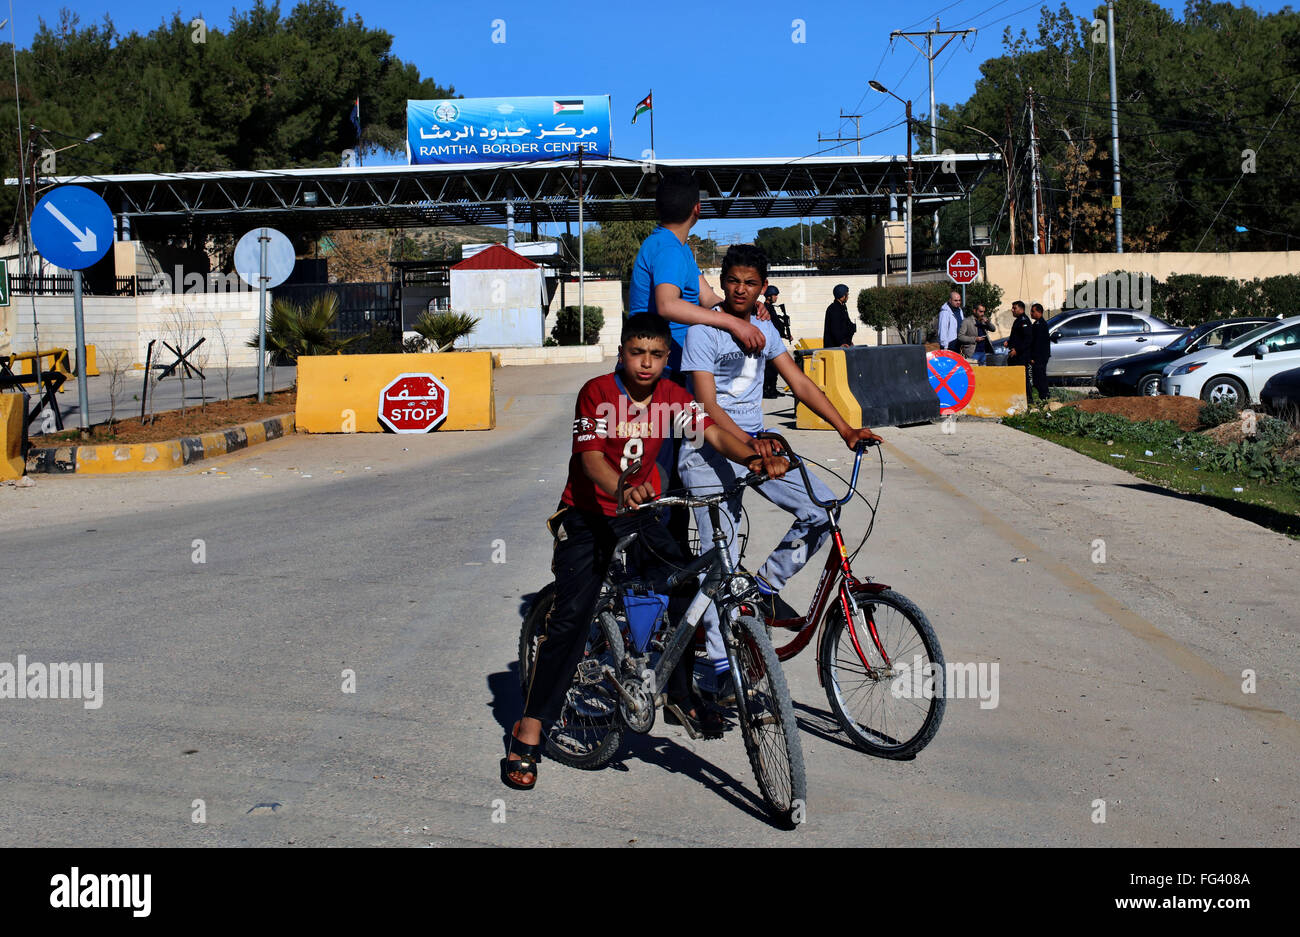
[763,358,780,395]
[524,507,694,725]
[1030,361,1049,401]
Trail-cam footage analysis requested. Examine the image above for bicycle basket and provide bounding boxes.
[622,590,669,654]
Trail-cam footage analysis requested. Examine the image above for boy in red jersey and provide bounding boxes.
[503,314,786,790]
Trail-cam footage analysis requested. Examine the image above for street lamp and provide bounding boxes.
[870,81,914,286]
[22,127,105,279]
[964,124,1014,254]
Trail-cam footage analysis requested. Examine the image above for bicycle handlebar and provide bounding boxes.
[615,459,771,515]
[755,431,871,509]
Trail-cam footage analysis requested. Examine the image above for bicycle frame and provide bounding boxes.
[753,433,895,684]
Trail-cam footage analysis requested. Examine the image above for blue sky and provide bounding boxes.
[8,0,1293,241]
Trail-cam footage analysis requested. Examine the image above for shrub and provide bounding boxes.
[414,311,479,351]
[247,292,357,364]
[553,305,603,345]
[858,281,1003,344]
[1198,399,1241,429]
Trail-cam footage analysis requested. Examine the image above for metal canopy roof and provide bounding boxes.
[13,153,1000,238]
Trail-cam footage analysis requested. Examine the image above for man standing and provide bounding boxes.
[823,284,856,348]
[958,303,998,363]
[937,290,964,352]
[1007,300,1031,398]
[1029,301,1051,403]
[762,285,792,398]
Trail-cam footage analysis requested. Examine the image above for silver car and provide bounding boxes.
[1044,308,1184,378]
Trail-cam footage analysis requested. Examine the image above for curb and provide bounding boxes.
[25,413,296,475]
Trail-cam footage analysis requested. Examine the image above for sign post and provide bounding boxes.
[235,227,295,403]
[0,258,10,307]
[30,186,114,435]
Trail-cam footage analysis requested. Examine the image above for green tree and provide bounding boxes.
[3,1,455,229]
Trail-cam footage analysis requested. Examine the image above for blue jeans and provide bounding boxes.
[678,438,836,677]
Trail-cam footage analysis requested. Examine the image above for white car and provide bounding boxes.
[1161,315,1300,406]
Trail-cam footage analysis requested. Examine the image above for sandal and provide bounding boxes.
[501,726,543,791]
[663,696,726,740]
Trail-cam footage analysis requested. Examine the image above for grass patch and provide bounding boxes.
[1013,422,1300,538]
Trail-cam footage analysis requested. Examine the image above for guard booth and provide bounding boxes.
[448,245,546,348]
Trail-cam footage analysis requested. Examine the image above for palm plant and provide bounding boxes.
[247,292,356,364]
[412,311,479,352]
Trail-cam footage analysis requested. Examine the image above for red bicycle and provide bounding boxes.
[751,432,946,759]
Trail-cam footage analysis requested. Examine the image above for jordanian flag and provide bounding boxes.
[632,92,652,124]
[553,99,584,115]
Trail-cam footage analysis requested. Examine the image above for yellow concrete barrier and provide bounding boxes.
[296,352,496,433]
[795,349,861,430]
[964,365,1029,418]
[794,337,824,351]
[1,393,23,480]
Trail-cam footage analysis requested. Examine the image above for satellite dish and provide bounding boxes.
[235,227,296,289]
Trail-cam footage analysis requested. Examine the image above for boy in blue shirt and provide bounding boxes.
[629,170,766,373]
[679,245,881,697]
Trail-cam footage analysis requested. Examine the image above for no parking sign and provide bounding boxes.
[926,351,975,415]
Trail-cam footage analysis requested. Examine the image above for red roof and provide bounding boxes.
[451,244,539,271]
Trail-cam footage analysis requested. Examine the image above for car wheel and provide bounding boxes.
[1138,374,1161,396]
[1200,376,1248,407]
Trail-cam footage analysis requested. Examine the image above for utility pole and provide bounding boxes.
[817,110,864,155]
[577,149,584,342]
[1106,0,1124,252]
[891,20,976,248]
[1027,88,1043,254]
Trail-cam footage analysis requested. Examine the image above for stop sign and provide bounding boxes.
[947,250,980,285]
[378,372,450,433]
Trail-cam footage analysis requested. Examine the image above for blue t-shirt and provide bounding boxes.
[629,225,701,370]
[681,315,786,435]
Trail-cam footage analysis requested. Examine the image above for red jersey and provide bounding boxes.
[561,372,712,517]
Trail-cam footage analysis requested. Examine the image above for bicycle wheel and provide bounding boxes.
[819,588,945,759]
[727,612,806,824]
[517,583,624,770]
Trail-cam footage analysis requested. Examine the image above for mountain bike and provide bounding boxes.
[750,432,946,760]
[519,464,806,824]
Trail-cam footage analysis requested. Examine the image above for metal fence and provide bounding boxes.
[11,274,141,296]
[271,282,401,338]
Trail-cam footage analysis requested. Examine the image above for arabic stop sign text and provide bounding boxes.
[946,250,981,286]
[378,373,450,433]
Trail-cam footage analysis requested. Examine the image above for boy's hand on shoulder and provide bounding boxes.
[727,317,766,353]
[753,301,772,322]
[841,426,884,449]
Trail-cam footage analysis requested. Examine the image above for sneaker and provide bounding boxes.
[663,696,727,740]
[755,575,802,627]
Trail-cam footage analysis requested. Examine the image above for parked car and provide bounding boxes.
[1260,365,1300,420]
[1161,315,1300,406]
[991,308,1184,380]
[1095,317,1276,397]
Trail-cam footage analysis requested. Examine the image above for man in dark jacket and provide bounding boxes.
[762,285,792,398]
[1028,301,1051,403]
[824,284,856,348]
[1007,300,1031,399]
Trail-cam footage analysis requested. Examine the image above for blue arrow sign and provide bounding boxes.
[31,186,114,271]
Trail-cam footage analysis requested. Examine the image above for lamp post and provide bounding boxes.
[23,128,105,281]
[869,81,913,287]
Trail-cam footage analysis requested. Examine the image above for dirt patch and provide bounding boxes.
[31,389,297,446]
[1201,422,1248,446]
[1064,396,1203,431]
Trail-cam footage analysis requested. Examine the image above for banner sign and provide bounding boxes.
[407,95,612,164]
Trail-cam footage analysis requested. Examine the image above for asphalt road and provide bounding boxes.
[1,360,1296,846]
